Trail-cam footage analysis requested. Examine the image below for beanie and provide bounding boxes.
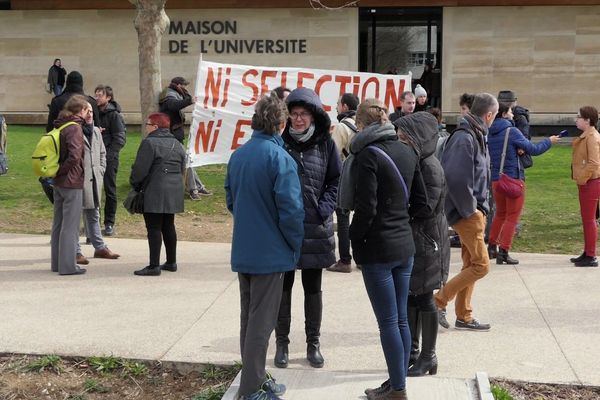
[414,84,427,98]
[66,71,83,87]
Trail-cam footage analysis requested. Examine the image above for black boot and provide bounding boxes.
[574,255,598,267]
[487,243,497,259]
[274,290,292,368]
[407,305,421,367]
[496,248,519,265]
[408,311,438,377]
[305,291,324,368]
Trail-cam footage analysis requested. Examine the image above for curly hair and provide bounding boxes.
[356,98,389,129]
[251,93,289,135]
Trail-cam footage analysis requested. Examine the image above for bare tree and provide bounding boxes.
[129,0,169,131]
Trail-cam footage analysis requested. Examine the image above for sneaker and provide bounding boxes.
[190,190,202,201]
[197,187,213,196]
[365,379,391,397]
[261,373,286,396]
[241,389,282,400]
[574,256,598,267]
[160,263,178,272]
[104,225,114,236]
[327,260,352,273]
[455,318,490,331]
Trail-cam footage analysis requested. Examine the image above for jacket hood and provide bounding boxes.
[489,117,514,136]
[283,87,331,149]
[101,101,121,114]
[53,114,84,129]
[350,122,398,154]
[393,112,439,159]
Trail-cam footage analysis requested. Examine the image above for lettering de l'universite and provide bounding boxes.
[167,20,307,55]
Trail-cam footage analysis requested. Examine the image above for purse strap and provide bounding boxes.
[499,127,520,176]
[367,145,409,207]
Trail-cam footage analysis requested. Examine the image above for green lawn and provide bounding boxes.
[0,125,229,237]
[0,126,585,254]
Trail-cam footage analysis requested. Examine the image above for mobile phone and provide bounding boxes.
[559,130,569,137]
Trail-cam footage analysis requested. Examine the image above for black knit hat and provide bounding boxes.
[497,90,517,102]
[66,71,83,87]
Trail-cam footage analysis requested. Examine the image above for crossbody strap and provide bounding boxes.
[367,145,409,207]
[499,127,520,176]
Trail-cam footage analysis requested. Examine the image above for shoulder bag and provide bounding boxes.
[495,128,524,199]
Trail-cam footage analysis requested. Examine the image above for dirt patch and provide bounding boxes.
[0,354,238,400]
[491,378,600,400]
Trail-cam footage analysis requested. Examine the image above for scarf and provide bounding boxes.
[289,124,316,143]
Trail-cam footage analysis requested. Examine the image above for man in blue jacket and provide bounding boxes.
[436,93,498,332]
[225,93,304,400]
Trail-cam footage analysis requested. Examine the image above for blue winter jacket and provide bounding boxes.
[225,131,305,274]
[488,118,551,181]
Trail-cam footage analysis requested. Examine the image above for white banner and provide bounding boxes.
[188,59,411,166]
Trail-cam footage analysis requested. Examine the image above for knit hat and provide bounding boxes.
[414,84,427,98]
[66,71,83,87]
[498,90,517,102]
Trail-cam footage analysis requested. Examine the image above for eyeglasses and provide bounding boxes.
[290,112,311,120]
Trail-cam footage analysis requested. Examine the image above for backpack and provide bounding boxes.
[0,115,7,175]
[32,121,77,177]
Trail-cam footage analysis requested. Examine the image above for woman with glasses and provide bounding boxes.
[570,106,600,267]
[274,87,341,369]
[129,112,186,276]
[487,102,559,265]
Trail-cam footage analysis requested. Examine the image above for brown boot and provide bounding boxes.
[94,247,120,259]
[327,260,351,273]
[76,253,89,265]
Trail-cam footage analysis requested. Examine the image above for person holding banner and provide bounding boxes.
[226,93,304,400]
[274,87,341,370]
[159,76,212,200]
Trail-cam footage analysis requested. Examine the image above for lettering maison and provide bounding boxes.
[169,20,237,35]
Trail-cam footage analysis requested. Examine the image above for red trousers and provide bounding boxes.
[489,180,526,250]
[578,178,600,257]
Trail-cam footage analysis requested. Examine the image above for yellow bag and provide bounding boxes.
[32,122,77,177]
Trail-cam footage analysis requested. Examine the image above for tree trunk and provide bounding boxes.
[129,0,169,133]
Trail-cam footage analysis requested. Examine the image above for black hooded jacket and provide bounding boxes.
[99,101,126,156]
[395,112,450,294]
[282,88,341,269]
[46,72,99,132]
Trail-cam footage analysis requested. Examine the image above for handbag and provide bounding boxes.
[519,152,533,169]
[0,153,7,175]
[123,188,144,214]
[496,128,524,199]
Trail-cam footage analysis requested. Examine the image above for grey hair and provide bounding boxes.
[470,93,499,118]
[251,93,289,135]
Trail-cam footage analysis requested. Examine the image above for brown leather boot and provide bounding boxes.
[94,247,120,259]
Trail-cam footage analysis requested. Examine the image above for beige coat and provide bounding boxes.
[572,126,600,186]
[331,116,357,161]
[82,126,106,209]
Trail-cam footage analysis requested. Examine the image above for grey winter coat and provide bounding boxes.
[395,112,450,293]
[129,128,186,214]
[82,126,106,209]
[282,88,342,269]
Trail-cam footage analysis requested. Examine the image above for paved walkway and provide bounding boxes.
[1,233,599,398]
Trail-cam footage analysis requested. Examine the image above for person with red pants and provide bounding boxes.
[571,106,600,267]
[487,102,560,264]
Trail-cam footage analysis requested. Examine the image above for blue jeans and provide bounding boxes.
[361,257,414,391]
[53,84,63,97]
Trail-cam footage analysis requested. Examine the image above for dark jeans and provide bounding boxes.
[361,257,413,391]
[143,213,177,267]
[238,272,284,397]
[103,156,119,226]
[282,268,322,294]
[336,208,352,263]
[407,292,436,312]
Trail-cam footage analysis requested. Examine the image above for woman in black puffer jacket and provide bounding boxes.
[274,88,341,370]
[394,112,450,378]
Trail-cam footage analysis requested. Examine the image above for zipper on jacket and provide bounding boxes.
[422,232,439,252]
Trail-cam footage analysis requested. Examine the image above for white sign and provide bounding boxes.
[188,59,411,166]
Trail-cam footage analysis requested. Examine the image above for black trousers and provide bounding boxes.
[335,208,352,263]
[282,268,322,294]
[143,213,177,267]
[103,156,119,226]
[408,292,437,312]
